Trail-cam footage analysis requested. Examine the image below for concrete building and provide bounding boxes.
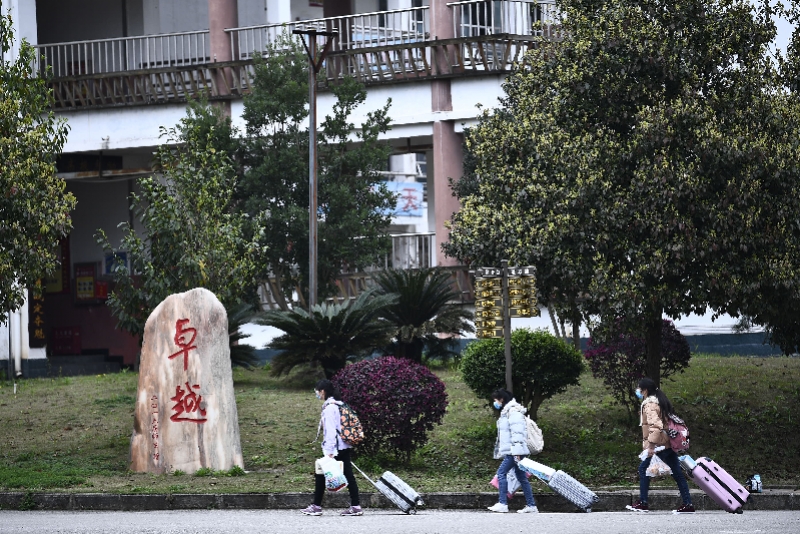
[1,0,556,375]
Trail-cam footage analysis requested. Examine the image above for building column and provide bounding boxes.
[208,0,238,107]
[4,0,38,63]
[266,0,292,24]
[428,0,462,267]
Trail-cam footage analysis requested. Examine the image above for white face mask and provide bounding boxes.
[635,388,644,400]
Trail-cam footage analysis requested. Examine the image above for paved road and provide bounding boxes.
[1,509,798,534]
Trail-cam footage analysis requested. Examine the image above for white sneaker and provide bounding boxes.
[517,505,539,514]
[487,503,509,513]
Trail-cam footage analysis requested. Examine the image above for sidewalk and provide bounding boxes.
[0,489,795,512]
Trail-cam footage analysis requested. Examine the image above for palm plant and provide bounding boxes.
[259,290,398,378]
[374,268,474,363]
[227,302,260,369]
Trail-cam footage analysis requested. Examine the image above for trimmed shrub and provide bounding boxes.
[460,328,584,419]
[332,356,448,458]
[584,319,691,417]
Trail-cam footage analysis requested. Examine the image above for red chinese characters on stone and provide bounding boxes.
[170,382,207,423]
[168,318,197,371]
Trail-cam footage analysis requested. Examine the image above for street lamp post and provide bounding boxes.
[292,29,337,308]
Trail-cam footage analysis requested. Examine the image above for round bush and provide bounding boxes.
[584,319,691,417]
[332,356,448,458]
[460,328,584,419]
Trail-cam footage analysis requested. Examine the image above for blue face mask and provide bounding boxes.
[315,391,322,400]
[635,388,644,400]
[493,401,502,410]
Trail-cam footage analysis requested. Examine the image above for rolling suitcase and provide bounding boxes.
[547,470,600,512]
[681,455,749,514]
[519,459,598,512]
[353,463,424,514]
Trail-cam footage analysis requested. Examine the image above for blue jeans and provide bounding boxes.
[497,455,536,507]
[638,448,692,505]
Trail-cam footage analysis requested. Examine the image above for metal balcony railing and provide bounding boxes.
[35,30,211,78]
[387,232,436,270]
[226,6,430,60]
[449,0,560,38]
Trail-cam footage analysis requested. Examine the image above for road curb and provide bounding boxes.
[0,490,795,512]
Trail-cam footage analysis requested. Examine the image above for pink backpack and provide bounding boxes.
[665,413,690,453]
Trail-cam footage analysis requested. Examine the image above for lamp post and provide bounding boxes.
[292,29,337,308]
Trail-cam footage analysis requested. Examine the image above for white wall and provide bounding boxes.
[239,0,267,26]
[141,0,209,34]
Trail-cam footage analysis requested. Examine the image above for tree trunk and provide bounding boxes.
[571,307,581,350]
[644,309,662,387]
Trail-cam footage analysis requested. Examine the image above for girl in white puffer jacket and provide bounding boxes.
[488,388,538,514]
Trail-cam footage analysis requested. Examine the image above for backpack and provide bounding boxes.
[335,401,365,446]
[665,413,690,453]
[525,415,544,455]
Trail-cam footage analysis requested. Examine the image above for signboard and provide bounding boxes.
[385,181,424,217]
[74,263,97,301]
[46,237,70,293]
[28,285,47,348]
[473,265,539,338]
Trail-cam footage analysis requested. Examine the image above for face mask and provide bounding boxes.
[493,401,502,410]
[635,388,644,400]
[315,391,322,400]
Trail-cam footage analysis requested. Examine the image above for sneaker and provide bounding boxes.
[673,503,696,514]
[487,503,509,513]
[517,505,539,514]
[301,504,322,516]
[340,505,363,516]
[626,501,650,513]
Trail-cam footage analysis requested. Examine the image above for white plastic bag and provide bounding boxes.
[316,456,348,492]
[490,470,532,499]
[646,454,673,477]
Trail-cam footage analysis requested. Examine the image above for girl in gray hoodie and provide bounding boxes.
[489,388,538,513]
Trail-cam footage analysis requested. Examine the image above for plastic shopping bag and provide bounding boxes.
[316,456,348,492]
[645,454,673,477]
[489,469,533,499]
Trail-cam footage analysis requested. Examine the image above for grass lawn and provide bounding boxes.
[0,354,798,494]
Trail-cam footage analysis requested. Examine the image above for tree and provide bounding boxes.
[445,0,800,386]
[374,268,474,363]
[0,12,75,316]
[460,328,584,419]
[95,103,259,338]
[260,290,398,379]
[236,36,395,309]
[585,319,691,418]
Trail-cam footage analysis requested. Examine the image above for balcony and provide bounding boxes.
[36,1,559,110]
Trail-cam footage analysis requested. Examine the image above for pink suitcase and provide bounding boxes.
[689,457,750,513]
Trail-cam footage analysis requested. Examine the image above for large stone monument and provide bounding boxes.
[130,288,244,474]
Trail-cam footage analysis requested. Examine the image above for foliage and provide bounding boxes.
[95,103,259,339]
[374,268,474,363]
[260,290,398,379]
[460,328,583,419]
[333,356,448,459]
[585,319,691,417]
[0,14,75,316]
[443,0,800,388]
[235,34,395,308]
[228,302,259,369]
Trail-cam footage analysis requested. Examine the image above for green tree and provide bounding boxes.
[236,36,395,309]
[460,328,584,419]
[95,104,259,338]
[261,290,398,378]
[374,268,474,363]
[445,0,800,386]
[0,12,75,315]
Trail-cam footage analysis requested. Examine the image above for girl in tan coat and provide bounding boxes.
[626,377,694,514]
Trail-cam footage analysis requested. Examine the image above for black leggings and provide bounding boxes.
[313,448,360,506]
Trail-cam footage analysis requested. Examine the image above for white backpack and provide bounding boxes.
[525,415,544,455]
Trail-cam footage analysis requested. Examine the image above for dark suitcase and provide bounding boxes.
[353,463,424,514]
[547,470,599,512]
[684,456,749,514]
